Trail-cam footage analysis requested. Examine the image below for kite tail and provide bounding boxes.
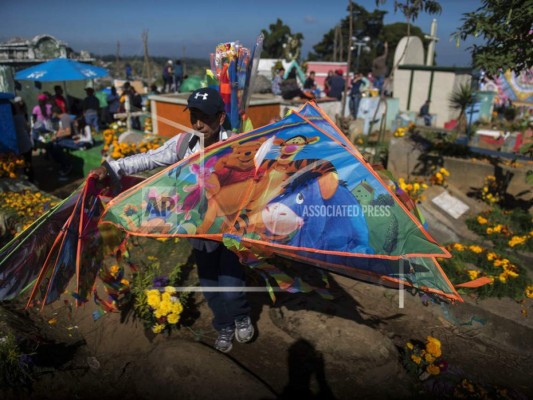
[222,234,333,301]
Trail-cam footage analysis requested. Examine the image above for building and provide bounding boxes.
[0,35,94,108]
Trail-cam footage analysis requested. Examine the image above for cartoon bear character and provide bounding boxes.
[196,137,266,234]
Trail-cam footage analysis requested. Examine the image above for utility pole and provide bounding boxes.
[340,0,353,119]
[115,41,121,78]
[141,30,152,84]
[333,24,344,62]
[182,45,186,77]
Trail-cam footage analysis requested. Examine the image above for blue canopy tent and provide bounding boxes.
[15,58,109,82]
[15,58,109,111]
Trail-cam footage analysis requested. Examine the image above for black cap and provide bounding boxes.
[186,88,225,116]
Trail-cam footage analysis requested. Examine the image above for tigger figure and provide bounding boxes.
[232,134,339,236]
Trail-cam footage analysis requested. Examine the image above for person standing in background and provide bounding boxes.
[271,67,285,96]
[327,69,345,101]
[106,87,120,124]
[52,85,67,113]
[349,72,365,119]
[82,87,100,133]
[125,63,133,81]
[173,59,183,93]
[11,101,34,182]
[371,42,388,95]
[162,60,173,93]
[303,71,316,90]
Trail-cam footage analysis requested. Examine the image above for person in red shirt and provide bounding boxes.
[52,85,67,113]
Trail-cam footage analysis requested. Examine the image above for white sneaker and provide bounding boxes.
[235,316,254,343]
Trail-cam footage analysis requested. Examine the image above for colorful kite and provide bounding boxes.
[209,34,264,132]
[0,176,144,307]
[100,102,460,302]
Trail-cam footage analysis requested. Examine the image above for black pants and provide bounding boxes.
[193,245,251,331]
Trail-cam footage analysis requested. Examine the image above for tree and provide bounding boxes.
[448,83,475,135]
[261,19,304,60]
[308,3,386,72]
[452,0,533,74]
[308,2,427,73]
[376,0,442,22]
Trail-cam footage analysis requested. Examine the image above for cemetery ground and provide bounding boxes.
[1,127,533,399]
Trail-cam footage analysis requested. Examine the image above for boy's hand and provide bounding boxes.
[90,165,108,180]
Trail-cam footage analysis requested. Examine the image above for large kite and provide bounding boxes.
[100,102,460,302]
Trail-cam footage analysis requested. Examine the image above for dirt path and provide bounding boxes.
[3,265,530,400]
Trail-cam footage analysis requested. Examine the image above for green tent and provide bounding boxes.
[180,75,205,93]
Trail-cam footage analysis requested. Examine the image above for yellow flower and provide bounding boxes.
[467,270,479,280]
[158,300,172,315]
[411,355,422,364]
[164,286,177,294]
[504,268,518,278]
[508,236,527,247]
[153,308,165,318]
[426,364,440,375]
[468,245,483,254]
[146,289,161,308]
[424,353,435,363]
[406,342,414,350]
[167,313,180,324]
[452,243,464,251]
[525,285,533,299]
[161,292,172,302]
[171,301,184,315]
[152,323,165,334]
[439,167,450,176]
[425,336,442,357]
[477,216,488,225]
[486,252,497,261]
[498,272,508,283]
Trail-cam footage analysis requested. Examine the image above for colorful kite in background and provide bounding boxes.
[209,34,264,132]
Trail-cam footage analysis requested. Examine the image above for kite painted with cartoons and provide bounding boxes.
[100,102,461,303]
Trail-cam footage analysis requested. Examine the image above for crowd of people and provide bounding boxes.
[10,80,147,181]
[271,65,390,120]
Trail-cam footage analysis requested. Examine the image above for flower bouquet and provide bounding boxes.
[129,255,189,334]
[402,336,447,381]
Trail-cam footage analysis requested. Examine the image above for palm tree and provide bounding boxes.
[448,83,475,137]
